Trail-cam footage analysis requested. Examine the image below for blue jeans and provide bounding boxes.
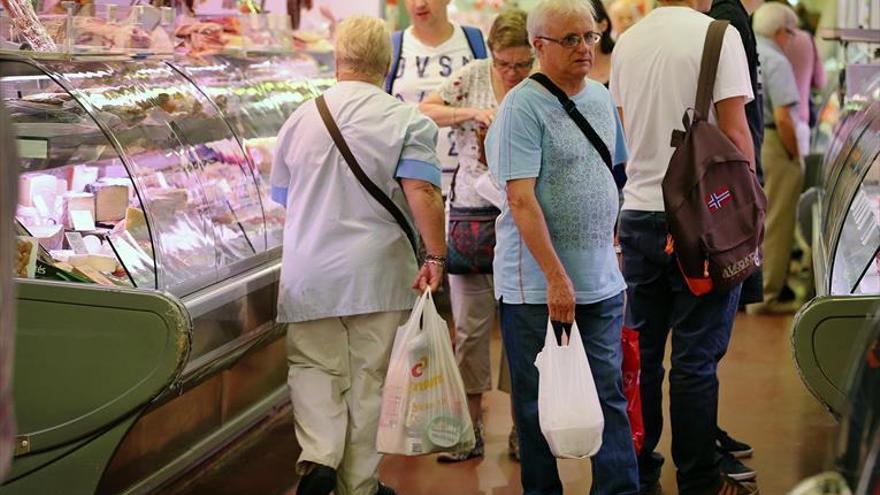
[619,211,742,494]
[500,292,639,495]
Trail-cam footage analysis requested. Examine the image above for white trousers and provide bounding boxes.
[286,310,407,495]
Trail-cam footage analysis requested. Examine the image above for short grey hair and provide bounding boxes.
[527,0,596,45]
[335,16,392,81]
[752,2,798,38]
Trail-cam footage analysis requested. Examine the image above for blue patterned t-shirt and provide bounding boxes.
[486,78,627,305]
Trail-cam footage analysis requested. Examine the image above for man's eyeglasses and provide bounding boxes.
[536,31,601,49]
[492,57,535,72]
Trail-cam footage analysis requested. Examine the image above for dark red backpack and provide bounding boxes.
[662,20,767,296]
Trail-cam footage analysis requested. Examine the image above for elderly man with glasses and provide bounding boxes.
[485,0,638,493]
[746,2,804,315]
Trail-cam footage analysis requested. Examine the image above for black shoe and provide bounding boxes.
[296,465,336,495]
[778,284,797,303]
[719,450,756,481]
[639,481,662,495]
[715,476,759,494]
[376,483,396,495]
[716,428,754,458]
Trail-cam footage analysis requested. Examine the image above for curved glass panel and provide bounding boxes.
[37,59,265,294]
[174,53,323,248]
[831,156,880,294]
[1,58,155,288]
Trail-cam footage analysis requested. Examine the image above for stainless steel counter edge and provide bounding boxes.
[181,257,281,320]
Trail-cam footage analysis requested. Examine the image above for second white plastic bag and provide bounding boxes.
[534,319,604,459]
[376,289,475,456]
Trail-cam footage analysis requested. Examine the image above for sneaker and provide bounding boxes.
[296,465,336,495]
[715,476,759,495]
[437,423,484,463]
[716,428,754,458]
[376,483,396,495]
[639,481,662,495]
[719,450,757,481]
[508,425,520,462]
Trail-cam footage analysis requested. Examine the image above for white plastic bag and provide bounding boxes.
[534,319,604,459]
[376,290,475,456]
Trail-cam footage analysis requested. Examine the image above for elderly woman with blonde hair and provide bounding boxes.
[270,15,447,495]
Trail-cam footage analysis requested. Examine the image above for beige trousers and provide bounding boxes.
[761,129,804,302]
[286,310,408,495]
[448,274,497,395]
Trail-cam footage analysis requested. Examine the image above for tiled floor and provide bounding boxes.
[174,311,838,495]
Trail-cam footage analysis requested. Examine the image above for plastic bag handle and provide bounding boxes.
[550,320,572,346]
[544,319,585,350]
[403,289,431,331]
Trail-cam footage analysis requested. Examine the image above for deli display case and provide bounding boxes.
[0,32,334,495]
[792,65,880,418]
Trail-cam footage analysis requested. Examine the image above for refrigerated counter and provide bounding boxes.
[0,51,330,494]
[792,67,880,417]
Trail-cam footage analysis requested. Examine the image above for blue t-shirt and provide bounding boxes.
[487,78,628,305]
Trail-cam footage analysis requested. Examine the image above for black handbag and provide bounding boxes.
[446,166,500,274]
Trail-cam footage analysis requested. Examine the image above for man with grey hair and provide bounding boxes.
[487,0,638,493]
[611,0,758,493]
[747,2,803,315]
[270,15,446,495]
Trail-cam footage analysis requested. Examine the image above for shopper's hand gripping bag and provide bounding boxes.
[535,320,604,459]
[376,290,475,456]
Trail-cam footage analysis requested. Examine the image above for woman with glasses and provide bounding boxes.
[588,0,615,86]
[418,8,532,463]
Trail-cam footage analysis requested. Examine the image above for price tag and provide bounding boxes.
[69,209,96,232]
[16,138,48,160]
[65,232,89,254]
[156,171,170,189]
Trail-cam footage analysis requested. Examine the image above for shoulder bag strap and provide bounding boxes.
[315,95,420,260]
[385,30,404,94]
[528,73,613,174]
[694,20,729,119]
[462,25,488,59]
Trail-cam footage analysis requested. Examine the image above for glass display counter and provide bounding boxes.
[0,39,334,493]
[793,66,880,419]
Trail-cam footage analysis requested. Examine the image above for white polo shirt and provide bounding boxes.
[270,81,441,323]
[610,7,753,213]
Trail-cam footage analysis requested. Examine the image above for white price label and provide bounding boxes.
[16,138,48,160]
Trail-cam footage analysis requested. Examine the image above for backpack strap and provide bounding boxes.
[529,73,613,174]
[385,30,404,95]
[315,95,420,260]
[461,25,488,59]
[695,20,729,120]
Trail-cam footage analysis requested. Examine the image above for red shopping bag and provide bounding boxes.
[622,326,645,455]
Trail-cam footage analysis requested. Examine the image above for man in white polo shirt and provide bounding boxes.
[611,0,758,493]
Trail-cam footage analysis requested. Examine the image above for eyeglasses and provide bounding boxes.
[492,56,535,72]
[536,31,601,49]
